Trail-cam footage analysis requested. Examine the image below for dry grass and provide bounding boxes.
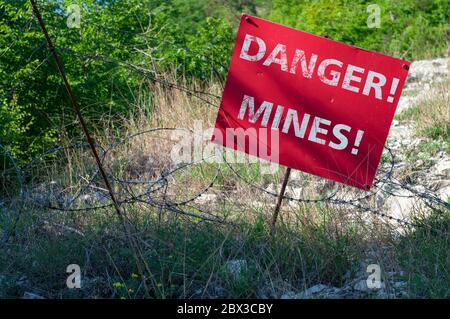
[398,78,450,144]
[0,74,448,299]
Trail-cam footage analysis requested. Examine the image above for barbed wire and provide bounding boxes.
[46,43,450,229]
[55,46,223,103]
[1,98,448,234]
[0,10,448,241]
[1,121,448,236]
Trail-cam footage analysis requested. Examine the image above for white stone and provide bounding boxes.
[407,58,449,84]
[22,292,45,299]
[285,186,303,201]
[438,186,450,201]
[353,280,369,292]
[194,193,217,205]
[305,284,329,294]
[434,158,450,177]
[280,291,297,299]
[225,259,247,280]
[295,284,334,298]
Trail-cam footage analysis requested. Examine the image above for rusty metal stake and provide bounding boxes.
[29,0,122,221]
[29,0,150,297]
[270,167,291,235]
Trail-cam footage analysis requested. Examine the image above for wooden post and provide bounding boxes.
[270,167,291,234]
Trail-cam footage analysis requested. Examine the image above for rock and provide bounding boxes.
[304,284,329,295]
[407,58,449,84]
[415,159,424,168]
[394,281,407,289]
[324,288,346,299]
[280,291,297,299]
[194,193,217,205]
[22,292,45,299]
[294,284,340,299]
[353,280,369,292]
[286,186,303,198]
[438,186,450,201]
[388,123,414,146]
[225,259,247,280]
[80,194,92,203]
[265,183,277,194]
[395,96,415,115]
[379,185,424,222]
[289,170,303,181]
[279,278,395,299]
[387,193,419,220]
[434,157,450,177]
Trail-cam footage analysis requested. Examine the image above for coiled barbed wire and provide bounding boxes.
[1,124,448,235]
[1,14,448,236]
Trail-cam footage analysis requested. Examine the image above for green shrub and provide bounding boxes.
[267,0,449,60]
[0,0,448,164]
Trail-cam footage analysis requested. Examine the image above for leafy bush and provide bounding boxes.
[268,0,449,60]
[0,0,235,163]
[0,0,448,164]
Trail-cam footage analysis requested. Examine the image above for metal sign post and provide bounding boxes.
[270,167,291,235]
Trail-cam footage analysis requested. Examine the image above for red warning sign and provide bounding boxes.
[212,15,410,190]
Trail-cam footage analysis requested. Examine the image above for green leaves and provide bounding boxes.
[0,0,236,164]
[0,0,448,164]
[268,0,449,60]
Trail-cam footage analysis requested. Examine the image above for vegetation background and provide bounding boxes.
[0,0,449,299]
[1,0,449,163]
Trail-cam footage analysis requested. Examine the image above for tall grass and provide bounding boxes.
[0,74,448,298]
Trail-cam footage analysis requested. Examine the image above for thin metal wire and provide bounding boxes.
[0,3,447,238]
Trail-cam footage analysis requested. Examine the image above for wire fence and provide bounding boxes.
[1,9,449,243]
[1,110,448,235]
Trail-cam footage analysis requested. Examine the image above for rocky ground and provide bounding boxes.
[261,57,450,215]
[273,56,450,299]
[187,56,450,300]
[380,57,449,220]
[18,56,449,300]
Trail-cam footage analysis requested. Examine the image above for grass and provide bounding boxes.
[404,140,447,164]
[396,79,450,150]
[0,201,367,298]
[398,213,450,298]
[1,197,447,298]
[0,74,449,299]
